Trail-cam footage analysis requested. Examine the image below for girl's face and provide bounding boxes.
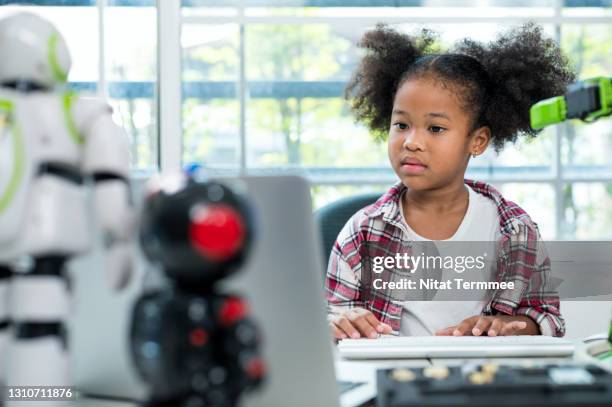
[388,77,488,191]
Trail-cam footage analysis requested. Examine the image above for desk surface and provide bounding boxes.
[78,359,577,406]
[79,339,600,406]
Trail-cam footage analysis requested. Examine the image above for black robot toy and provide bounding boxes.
[130,173,265,407]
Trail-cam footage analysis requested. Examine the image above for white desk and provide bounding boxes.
[335,351,432,385]
[78,338,608,406]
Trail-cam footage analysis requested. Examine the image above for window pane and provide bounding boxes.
[562,183,612,239]
[183,98,240,168]
[563,0,612,17]
[183,23,239,81]
[245,24,387,168]
[112,98,157,171]
[560,24,612,176]
[106,1,158,172]
[247,97,387,167]
[182,1,237,18]
[182,23,240,169]
[246,24,353,81]
[561,120,612,179]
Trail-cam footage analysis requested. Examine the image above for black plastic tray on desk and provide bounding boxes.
[376,364,612,407]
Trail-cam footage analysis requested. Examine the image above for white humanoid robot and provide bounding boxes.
[0,12,133,398]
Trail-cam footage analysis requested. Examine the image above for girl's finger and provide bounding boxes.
[487,318,504,337]
[363,311,385,333]
[362,311,392,334]
[472,317,492,336]
[330,322,347,340]
[453,319,474,336]
[352,315,379,339]
[334,316,360,339]
[435,326,456,336]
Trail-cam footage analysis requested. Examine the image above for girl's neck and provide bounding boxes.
[403,180,468,215]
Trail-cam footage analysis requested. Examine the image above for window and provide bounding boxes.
[4,0,610,239]
[176,0,612,240]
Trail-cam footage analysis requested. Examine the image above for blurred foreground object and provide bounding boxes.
[0,12,133,401]
[131,172,265,407]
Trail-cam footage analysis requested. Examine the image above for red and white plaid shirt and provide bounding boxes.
[325,179,564,337]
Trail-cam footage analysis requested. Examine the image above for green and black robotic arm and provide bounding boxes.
[530,76,612,130]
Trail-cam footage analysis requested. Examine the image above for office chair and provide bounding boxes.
[315,193,381,275]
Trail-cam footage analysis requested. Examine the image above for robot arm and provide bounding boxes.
[530,76,612,130]
[78,98,133,290]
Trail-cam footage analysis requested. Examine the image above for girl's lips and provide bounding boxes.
[400,163,427,174]
[399,158,427,174]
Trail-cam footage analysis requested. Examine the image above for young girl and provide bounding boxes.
[326,23,575,340]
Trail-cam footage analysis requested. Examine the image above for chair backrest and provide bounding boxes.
[314,193,381,275]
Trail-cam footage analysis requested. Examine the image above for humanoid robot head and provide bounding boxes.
[0,12,71,90]
[140,173,255,289]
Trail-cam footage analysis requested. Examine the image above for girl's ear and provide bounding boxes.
[470,126,491,157]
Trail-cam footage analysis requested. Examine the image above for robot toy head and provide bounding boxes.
[0,12,71,89]
[140,173,255,288]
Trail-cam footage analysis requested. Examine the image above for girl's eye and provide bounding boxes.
[393,122,408,130]
[429,126,446,133]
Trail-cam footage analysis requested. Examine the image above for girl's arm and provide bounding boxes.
[488,221,564,336]
[325,219,392,339]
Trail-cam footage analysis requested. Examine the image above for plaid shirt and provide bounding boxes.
[325,179,564,337]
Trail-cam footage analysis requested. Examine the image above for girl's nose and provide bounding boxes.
[402,129,425,151]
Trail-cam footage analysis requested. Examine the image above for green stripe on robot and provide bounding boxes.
[63,92,84,145]
[0,99,25,214]
[48,33,68,83]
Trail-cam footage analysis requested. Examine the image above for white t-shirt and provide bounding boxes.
[399,185,500,336]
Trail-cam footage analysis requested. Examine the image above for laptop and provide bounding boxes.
[69,175,375,407]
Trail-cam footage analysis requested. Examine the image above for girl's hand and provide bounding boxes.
[434,315,539,336]
[329,308,393,340]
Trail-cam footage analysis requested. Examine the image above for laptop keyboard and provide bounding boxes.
[339,335,573,347]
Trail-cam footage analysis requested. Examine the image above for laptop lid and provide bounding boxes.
[70,175,341,407]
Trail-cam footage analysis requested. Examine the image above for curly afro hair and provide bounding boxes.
[345,22,576,151]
